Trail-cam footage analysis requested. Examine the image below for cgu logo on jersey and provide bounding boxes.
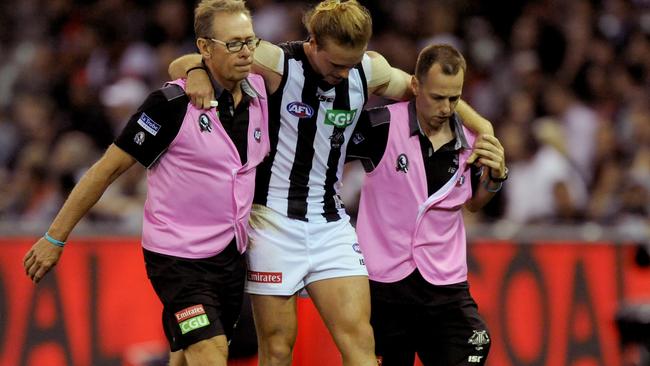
[325,109,357,128]
[287,102,314,118]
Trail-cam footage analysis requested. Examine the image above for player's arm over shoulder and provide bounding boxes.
[364,51,414,101]
[252,40,284,93]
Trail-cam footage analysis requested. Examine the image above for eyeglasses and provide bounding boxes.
[205,37,261,53]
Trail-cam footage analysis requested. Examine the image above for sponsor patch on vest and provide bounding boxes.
[325,109,357,128]
[254,128,262,142]
[137,113,160,136]
[352,243,362,254]
[133,131,145,145]
[198,113,212,133]
[247,271,283,283]
[396,153,409,173]
[175,305,210,335]
[352,132,365,145]
[287,102,314,118]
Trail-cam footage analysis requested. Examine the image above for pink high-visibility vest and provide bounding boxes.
[356,101,477,285]
[142,74,269,258]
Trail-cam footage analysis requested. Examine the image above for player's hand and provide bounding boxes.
[23,238,64,284]
[186,69,215,109]
[471,134,506,179]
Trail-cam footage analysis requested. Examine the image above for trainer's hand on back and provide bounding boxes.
[186,70,215,110]
[23,238,64,284]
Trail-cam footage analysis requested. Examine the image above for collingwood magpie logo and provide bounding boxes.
[396,153,409,173]
[198,113,212,133]
[330,129,345,149]
[133,131,145,145]
[352,132,365,145]
[254,128,262,142]
[468,330,490,350]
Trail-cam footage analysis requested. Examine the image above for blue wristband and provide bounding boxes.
[44,232,66,247]
[483,180,503,193]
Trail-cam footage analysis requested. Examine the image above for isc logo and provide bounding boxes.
[468,355,483,363]
[287,102,314,118]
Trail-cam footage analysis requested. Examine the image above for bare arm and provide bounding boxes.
[366,51,414,100]
[23,144,136,283]
[250,41,283,93]
[168,54,215,109]
[455,101,494,136]
[465,134,507,212]
[168,54,203,80]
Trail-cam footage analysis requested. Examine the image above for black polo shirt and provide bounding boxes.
[208,73,257,165]
[346,101,480,195]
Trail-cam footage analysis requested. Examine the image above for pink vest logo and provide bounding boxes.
[396,153,409,173]
[254,128,262,142]
[198,113,212,133]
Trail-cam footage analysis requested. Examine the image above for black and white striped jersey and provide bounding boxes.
[253,41,370,222]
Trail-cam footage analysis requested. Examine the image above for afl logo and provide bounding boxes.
[287,102,314,118]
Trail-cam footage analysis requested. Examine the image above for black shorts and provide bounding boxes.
[370,270,491,366]
[143,240,246,351]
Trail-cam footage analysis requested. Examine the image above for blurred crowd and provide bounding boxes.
[0,0,648,232]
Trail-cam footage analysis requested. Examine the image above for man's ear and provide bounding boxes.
[308,36,319,51]
[411,76,419,97]
[197,38,211,59]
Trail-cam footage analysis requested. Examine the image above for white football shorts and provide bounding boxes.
[245,204,368,295]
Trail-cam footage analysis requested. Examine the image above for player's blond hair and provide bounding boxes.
[194,0,251,38]
[303,0,372,49]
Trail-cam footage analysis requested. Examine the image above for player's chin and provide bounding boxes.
[326,76,343,85]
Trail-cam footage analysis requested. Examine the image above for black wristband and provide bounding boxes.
[489,167,508,182]
[187,66,206,75]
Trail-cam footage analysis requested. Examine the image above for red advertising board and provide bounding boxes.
[1,237,648,366]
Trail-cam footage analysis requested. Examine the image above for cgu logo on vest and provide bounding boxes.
[325,109,357,128]
[287,101,314,118]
